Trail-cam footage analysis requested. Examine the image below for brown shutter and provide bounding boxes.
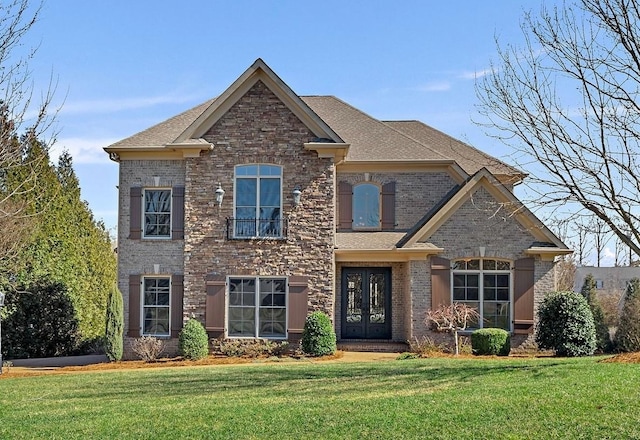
[128,275,141,337]
[338,181,353,230]
[130,187,142,239]
[431,257,451,309]
[288,276,310,342]
[171,275,184,338]
[205,275,226,338]
[514,258,535,334]
[172,186,185,240]
[381,181,396,230]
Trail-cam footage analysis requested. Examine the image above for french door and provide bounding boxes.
[341,268,391,339]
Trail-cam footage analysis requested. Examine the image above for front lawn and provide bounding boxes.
[0,356,638,439]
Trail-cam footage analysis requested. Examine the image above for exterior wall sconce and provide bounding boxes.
[292,187,302,207]
[215,183,225,207]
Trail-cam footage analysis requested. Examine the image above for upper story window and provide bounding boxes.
[353,183,380,229]
[452,259,512,331]
[144,189,171,238]
[234,164,282,238]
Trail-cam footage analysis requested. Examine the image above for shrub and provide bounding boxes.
[104,285,124,361]
[211,339,290,358]
[471,328,511,356]
[301,311,336,356]
[396,352,420,360]
[1,279,80,359]
[408,336,446,356]
[131,336,164,362]
[536,291,596,357]
[614,278,640,352]
[179,319,209,360]
[580,274,612,352]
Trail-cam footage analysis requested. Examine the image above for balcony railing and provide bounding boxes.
[226,217,288,239]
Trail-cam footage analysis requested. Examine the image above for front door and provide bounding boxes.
[341,268,391,339]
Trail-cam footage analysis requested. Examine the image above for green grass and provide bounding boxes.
[0,357,638,439]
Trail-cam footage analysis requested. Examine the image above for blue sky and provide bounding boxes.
[25,1,555,239]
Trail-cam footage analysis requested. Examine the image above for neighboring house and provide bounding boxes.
[105,59,571,356]
[574,266,640,296]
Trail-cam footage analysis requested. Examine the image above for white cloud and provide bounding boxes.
[458,68,494,80]
[415,81,451,92]
[50,136,120,164]
[58,92,202,116]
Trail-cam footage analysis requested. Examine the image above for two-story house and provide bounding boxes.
[105,59,571,356]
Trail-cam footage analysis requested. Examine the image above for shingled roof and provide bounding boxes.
[105,87,521,180]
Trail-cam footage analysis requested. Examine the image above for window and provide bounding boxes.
[143,277,170,336]
[144,189,171,238]
[228,277,287,338]
[352,183,380,229]
[595,279,604,289]
[234,165,282,238]
[452,259,511,331]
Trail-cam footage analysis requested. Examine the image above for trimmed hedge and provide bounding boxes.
[179,318,210,360]
[471,328,510,356]
[301,311,336,356]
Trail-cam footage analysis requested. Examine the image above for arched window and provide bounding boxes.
[452,259,511,330]
[352,183,380,229]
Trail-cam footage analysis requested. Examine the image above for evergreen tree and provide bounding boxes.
[580,274,612,352]
[104,285,124,361]
[614,278,640,352]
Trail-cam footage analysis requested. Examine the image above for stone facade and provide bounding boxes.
[183,81,335,329]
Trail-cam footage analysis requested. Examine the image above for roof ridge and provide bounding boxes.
[307,96,450,161]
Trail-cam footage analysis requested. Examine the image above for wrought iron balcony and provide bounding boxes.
[226,217,288,239]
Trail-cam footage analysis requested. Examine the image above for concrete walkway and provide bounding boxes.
[9,354,109,368]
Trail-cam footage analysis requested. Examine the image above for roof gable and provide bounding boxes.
[398,168,570,257]
[174,59,343,144]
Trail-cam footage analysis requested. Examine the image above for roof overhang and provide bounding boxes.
[335,246,444,262]
[304,142,350,162]
[525,247,574,261]
[336,160,469,184]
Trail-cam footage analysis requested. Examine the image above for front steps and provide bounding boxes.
[337,340,409,353]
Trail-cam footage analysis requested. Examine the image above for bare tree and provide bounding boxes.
[0,0,57,274]
[477,0,640,261]
[425,303,480,355]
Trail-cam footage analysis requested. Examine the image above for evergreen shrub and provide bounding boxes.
[104,285,124,361]
[179,318,210,360]
[536,291,596,357]
[471,328,511,356]
[301,311,336,356]
[614,278,640,352]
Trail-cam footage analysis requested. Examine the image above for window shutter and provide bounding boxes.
[431,257,451,309]
[130,187,142,240]
[172,186,185,240]
[381,181,396,230]
[514,258,535,334]
[338,181,353,230]
[128,275,141,337]
[288,276,309,341]
[170,275,184,338]
[205,275,226,338]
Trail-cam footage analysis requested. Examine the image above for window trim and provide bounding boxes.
[451,258,513,332]
[142,188,172,239]
[233,164,284,239]
[141,275,172,337]
[352,182,382,231]
[225,276,288,339]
